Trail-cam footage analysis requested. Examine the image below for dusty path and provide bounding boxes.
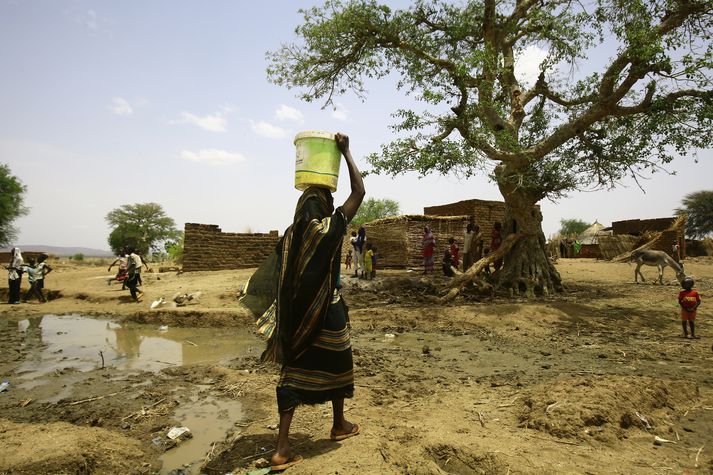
[1,258,712,474]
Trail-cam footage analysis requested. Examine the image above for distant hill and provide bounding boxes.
[0,245,114,257]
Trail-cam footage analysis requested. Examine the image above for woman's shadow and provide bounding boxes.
[202,431,342,473]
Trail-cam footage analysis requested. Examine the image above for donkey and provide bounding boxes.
[630,249,685,285]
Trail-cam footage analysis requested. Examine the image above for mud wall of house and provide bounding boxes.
[405,219,469,268]
[342,216,470,269]
[650,230,686,258]
[686,239,713,257]
[612,218,676,235]
[0,251,48,264]
[182,223,279,271]
[342,220,408,269]
[424,199,507,236]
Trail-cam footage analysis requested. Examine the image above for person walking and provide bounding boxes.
[125,249,144,302]
[241,132,364,471]
[6,247,23,304]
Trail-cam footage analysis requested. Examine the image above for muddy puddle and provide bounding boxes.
[15,314,261,387]
[160,396,244,475]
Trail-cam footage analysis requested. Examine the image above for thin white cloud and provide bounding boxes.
[78,9,98,30]
[180,149,247,166]
[275,105,304,124]
[331,103,348,122]
[176,111,228,133]
[515,44,549,86]
[250,120,289,140]
[108,97,133,116]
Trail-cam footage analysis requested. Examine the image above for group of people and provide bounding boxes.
[108,249,149,302]
[5,247,53,304]
[422,221,504,277]
[346,227,377,279]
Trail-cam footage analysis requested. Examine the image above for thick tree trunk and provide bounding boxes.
[496,171,563,296]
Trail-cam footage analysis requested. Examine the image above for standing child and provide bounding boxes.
[364,243,374,280]
[345,249,353,270]
[448,237,460,269]
[678,277,701,339]
[32,254,52,302]
[370,245,377,279]
[442,249,455,277]
[21,258,39,302]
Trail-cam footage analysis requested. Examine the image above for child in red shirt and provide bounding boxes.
[678,277,701,339]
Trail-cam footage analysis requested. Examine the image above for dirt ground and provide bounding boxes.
[1,257,712,474]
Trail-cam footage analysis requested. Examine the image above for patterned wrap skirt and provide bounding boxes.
[276,295,354,412]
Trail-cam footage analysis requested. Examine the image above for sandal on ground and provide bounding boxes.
[330,423,360,441]
[268,454,303,471]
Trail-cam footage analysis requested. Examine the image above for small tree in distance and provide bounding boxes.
[351,197,400,225]
[106,203,179,256]
[559,219,590,237]
[0,164,29,247]
[675,191,713,239]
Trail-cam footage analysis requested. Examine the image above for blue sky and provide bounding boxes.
[2,0,711,250]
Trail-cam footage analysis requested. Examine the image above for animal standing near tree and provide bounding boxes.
[631,249,685,285]
[268,0,713,295]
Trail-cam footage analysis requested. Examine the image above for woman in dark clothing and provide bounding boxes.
[6,247,23,304]
[242,133,365,470]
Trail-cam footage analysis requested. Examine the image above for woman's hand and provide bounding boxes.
[335,133,349,155]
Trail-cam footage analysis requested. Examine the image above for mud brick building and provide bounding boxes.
[344,215,470,269]
[0,251,48,263]
[424,198,507,234]
[182,223,280,271]
[611,217,685,258]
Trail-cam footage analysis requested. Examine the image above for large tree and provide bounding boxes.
[352,197,400,225]
[268,0,712,294]
[105,203,179,256]
[675,190,713,239]
[0,164,28,247]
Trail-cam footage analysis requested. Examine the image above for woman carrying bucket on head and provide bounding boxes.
[241,131,365,471]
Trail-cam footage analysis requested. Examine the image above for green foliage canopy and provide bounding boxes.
[351,197,400,225]
[268,0,713,202]
[559,218,590,237]
[0,164,28,247]
[675,190,713,239]
[105,203,179,256]
[164,233,184,264]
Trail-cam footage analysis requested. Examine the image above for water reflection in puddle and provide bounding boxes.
[160,396,243,474]
[17,314,260,385]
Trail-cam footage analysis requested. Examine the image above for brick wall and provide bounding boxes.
[612,218,676,235]
[0,251,48,264]
[343,215,470,269]
[612,217,685,258]
[182,223,280,271]
[424,198,507,236]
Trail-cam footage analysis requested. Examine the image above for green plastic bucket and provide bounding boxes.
[294,130,341,192]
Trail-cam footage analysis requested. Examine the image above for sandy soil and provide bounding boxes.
[1,257,712,474]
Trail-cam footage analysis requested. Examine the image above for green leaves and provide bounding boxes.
[0,164,28,247]
[351,197,400,225]
[675,191,713,239]
[105,203,179,256]
[268,0,713,202]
